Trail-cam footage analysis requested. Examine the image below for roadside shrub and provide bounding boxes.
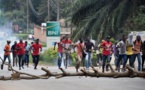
[41,43,47,47]
[39,48,57,63]
[14,34,27,39]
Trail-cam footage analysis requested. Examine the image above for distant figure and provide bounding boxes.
[1,40,11,70]
[24,41,30,67]
[17,39,25,70]
[101,36,112,73]
[142,41,145,70]
[116,35,127,72]
[31,39,42,69]
[54,38,63,68]
[97,40,105,66]
[11,41,18,67]
[74,38,85,72]
[62,35,72,69]
[132,35,143,71]
[126,34,133,66]
[84,37,95,71]
[30,42,34,65]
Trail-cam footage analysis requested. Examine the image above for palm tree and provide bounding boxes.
[66,0,145,42]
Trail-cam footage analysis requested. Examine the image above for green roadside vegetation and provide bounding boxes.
[28,48,97,66]
[14,34,28,39]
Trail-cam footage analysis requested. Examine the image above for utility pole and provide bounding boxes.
[47,0,50,21]
[56,0,60,21]
[27,0,29,33]
[70,0,73,34]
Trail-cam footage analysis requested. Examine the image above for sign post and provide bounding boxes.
[46,22,60,48]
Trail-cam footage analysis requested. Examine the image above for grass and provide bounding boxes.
[14,34,28,39]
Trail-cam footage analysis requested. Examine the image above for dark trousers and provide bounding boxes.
[132,53,141,71]
[102,55,110,72]
[31,54,34,64]
[2,55,11,65]
[18,54,24,68]
[126,55,133,66]
[142,55,145,69]
[1,55,11,70]
[34,55,40,69]
[97,53,102,64]
[63,53,70,69]
[116,54,127,69]
[58,52,63,68]
[12,53,18,66]
[24,54,29,66]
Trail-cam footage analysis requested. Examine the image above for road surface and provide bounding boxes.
[0,65,145,90]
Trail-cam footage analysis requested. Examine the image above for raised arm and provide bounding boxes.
[53,42,57,50]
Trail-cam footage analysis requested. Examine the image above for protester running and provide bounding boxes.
[11,41,18,67]
[62,35,72,69]
[84,37,95,71]
[54,38,64,69]
[142,41,145,70]
[17,39,25,70]
[116,35,127,72]
[126,34,133,66]
[101,36,112,73]
[24,41,30,67]
[31,39,42,69]
[74,38,85,72]
[1,40,11,70]
[132,35,143,71]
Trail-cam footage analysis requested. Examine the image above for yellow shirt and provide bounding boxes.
[98,44,103,54]
[126,41,133,55]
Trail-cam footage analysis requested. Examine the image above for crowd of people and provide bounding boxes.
[54,34,145,72]
[1,34,145,73]
[1,39,42,70]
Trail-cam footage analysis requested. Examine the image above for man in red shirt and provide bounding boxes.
[62,35,72,69]
[54,38,64,68]
[101,36,112,73]
[17,39,25,70]
[31,39,42,69]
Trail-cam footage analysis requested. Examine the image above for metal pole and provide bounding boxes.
[57,0,60,21]
[47,0,50,21]
[27,0,29,33]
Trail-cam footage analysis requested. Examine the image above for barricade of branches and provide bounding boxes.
[0,64,145,81]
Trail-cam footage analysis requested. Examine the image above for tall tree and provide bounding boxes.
[66,0,145,42]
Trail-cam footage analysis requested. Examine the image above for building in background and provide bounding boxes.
[34,19,71,43]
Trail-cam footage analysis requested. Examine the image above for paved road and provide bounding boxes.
[0,65,145,90]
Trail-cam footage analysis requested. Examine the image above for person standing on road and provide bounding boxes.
[17,39,25,70]
[126,34,133,66]
[24,41,30,67]
[112,42,119,70]
[101,36,112,73]
[62,35,72,69]
[132,35,143,71]
[1,40,11,70]
[54,38,64,69]
[74,38,85,72]
[11,41,18,67]
[97,40,105,67]
[116,35,127,72]
[31,39,42,69]
[84,37,95,71]
[142,41,145,70]
[30,42,35,65]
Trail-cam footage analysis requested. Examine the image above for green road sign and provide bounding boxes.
[46,22,60,37]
